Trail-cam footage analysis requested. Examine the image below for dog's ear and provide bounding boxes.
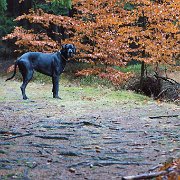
[62,44,67,50]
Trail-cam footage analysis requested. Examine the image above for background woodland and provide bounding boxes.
[0,0,179,100]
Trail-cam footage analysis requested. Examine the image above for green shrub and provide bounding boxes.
[37,0,72,15]
[0,16,16,37]
[0,0,7,14]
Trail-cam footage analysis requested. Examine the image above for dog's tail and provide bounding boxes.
[6,60,18,81]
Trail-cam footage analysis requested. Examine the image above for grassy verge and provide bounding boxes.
[0,76,149,106]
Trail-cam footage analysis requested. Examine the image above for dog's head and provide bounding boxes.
[61,44,76,58]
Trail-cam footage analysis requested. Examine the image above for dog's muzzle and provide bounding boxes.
[68,48,75,57]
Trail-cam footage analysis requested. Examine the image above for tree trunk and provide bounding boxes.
[140,61,145,89]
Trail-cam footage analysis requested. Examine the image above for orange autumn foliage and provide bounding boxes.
[3,8,77,53]
[7,65,16,74]
[15,9,75,30]
[71,0,179,64]
[156,158,180,180]
[70,0,179,84]
[4,26,58,53]
[99,67,134,86]
[75,67,102,77]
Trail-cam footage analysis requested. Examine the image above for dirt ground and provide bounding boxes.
[0,76,179,179]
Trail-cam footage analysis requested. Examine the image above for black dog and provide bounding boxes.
[6,44,76,100]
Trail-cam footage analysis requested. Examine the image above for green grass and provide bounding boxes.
[2,63,156,105]
[79,75,113,88]
[106,90,148,102]
[0,76,149,105]
[117,64,142,73]
[0,75,151,119]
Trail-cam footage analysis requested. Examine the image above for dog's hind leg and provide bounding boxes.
[20,70,34,100]
[18,61,34,100]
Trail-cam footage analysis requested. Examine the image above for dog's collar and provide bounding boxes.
[57,51,67,61]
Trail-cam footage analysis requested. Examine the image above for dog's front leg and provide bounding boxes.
[52,76,61,99]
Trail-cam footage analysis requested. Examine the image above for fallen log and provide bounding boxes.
[122,170,167,180]
[122,166,175,180]
[149,115,178,119]
[154,74,180,86]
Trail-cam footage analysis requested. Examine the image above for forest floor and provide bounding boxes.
[0,75,179,180]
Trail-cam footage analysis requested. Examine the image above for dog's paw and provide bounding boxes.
[53,96,62,100]
[23,96,29,100]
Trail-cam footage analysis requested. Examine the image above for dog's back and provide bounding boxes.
[20,52,54,62]
[19,52,58,76]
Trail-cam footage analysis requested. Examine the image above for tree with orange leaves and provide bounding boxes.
[4,8,76,53]
[69,0,179,84]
